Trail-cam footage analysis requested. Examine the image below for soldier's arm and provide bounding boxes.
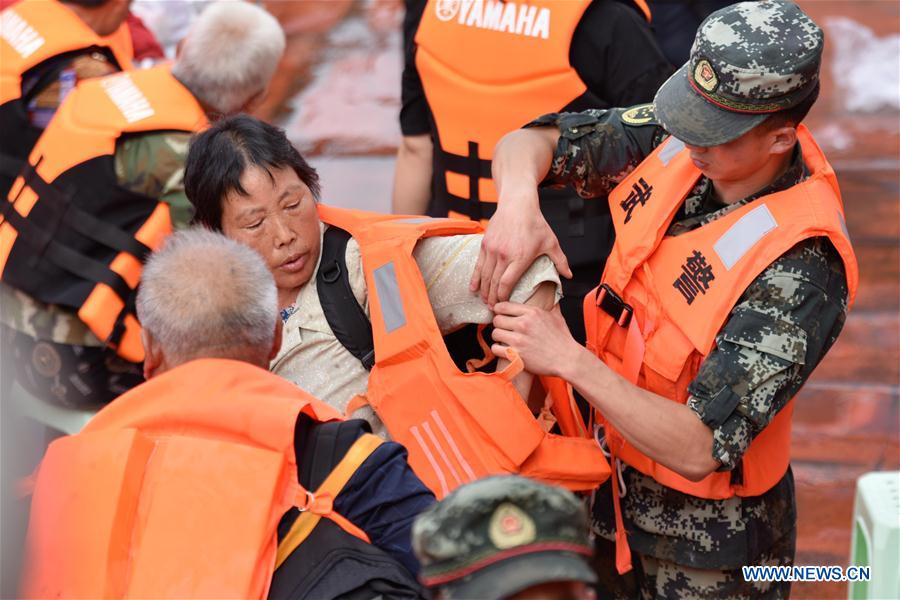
[472,107,665,305]
[115,131,193,228]
[492,299,720,481]
[686,237,848,471]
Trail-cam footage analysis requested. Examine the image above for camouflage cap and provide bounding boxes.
[654,0,824,147]
[412,476,596,599]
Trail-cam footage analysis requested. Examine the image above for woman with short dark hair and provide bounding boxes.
[183,114,562,436]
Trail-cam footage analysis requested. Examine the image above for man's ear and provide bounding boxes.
[268,318,283,363]
[141,329,163,380]
[768,125,798,156]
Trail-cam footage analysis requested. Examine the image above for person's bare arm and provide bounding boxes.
[491,302,719,481]
[497,282,557,404]
[470,127,571,306]
[391,134,434,215]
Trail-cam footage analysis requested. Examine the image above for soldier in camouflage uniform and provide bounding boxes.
[0,1,285,408]
[413,475,598,600]
[475,2,852,597]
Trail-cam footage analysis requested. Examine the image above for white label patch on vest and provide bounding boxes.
[452,0,550,39]
[713,204,777,270]
[100,73,155,124]
[658,137,686,166]
[1,10,45,59]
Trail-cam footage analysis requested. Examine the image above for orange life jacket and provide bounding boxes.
[21,358,381,599]
[414,0,649,224]
[0,65,208,362]
[319,205,610,499]
[583,126,858,572]
[0,0,133,197]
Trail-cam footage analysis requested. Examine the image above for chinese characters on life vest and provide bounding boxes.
[672,250,715,305]
[620,177,652,224]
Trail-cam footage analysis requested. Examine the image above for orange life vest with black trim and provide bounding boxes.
[414,0,649,224]
[319,205,610,499]
[583,127,858,571]
[0,65,208,363]
[0,0,133,198]
[22,358,378,599]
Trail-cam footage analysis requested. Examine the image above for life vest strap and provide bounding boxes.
[610,458,632,574]
[20,161,152,260]
[0,153,24,179]
[0,196,134,305]
[345,394,370,418]
[275,434,383,569]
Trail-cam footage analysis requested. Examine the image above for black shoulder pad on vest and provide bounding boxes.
[294,414,372,491]
[316,225,376,371]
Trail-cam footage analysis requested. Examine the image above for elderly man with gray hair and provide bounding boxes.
[21,229,434,598]
[1,0,288,410]
[137,228,282,375]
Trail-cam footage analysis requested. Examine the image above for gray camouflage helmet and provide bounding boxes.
[654,0,824,147]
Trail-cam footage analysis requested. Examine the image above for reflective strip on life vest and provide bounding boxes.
[373,262,407,333]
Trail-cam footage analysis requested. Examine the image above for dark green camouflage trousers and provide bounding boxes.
[592,531,794,599]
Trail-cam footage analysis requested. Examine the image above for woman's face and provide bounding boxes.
[221,165,321,307]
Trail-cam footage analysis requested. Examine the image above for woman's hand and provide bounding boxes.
[491,302,581,377]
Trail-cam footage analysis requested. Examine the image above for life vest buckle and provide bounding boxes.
[596,284,633,328]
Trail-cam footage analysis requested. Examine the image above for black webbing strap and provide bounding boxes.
[435,142,491,221]
[436,142,596,235]
[445,193,495,221]
[0,203,135,306]
[316,226,375,371]
[20,162,152,260]
[0,153,24,180]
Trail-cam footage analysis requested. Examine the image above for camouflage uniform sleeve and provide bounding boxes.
[686,238,849,470]
[114,131,193,228]
[523,104,667,199]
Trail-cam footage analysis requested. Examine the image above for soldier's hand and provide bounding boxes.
[470,200,571,307]
[491,302,579,377]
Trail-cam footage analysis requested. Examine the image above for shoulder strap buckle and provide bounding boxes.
[597,283,633,328]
